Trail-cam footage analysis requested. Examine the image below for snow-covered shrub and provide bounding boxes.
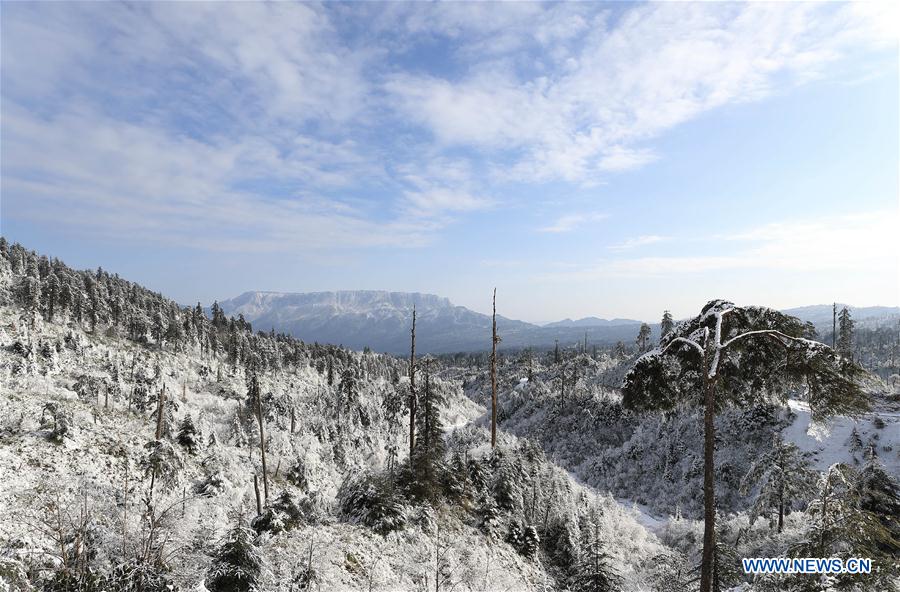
[40,401,72,442]
[338,471,408,535]
[205,522,264,592]
[140,440,184,493]
[285,458,308,490]
[505,519,540,558]
[251,490,318,535]
[0,558,32,592]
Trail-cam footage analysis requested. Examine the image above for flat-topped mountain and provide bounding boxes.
[216,291,650,354]
[217,290,534,354]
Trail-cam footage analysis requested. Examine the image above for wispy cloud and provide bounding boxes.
[1,1,895,255]
[542,210,899,279]
[386,2,896,183]
[608,235,666,251]
[538,212,608,234]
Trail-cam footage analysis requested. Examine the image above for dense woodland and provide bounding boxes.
[0,239,898,592]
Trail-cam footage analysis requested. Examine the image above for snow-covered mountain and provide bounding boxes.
[217,290,534,354]
[544,317,643,328]
[217,291,652,354]
[782,304,900,329]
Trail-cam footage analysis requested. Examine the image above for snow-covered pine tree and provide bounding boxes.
[230,410,249,448]
[177,414,200,455]
[740,435,817,532]
[837,306,854,359]
[570,515,622,592]
[660,310,674,343]
[623,299,869,592]
[205,519,264,592]
[635,323,651,352]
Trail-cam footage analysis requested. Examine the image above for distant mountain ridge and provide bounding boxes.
[780,304,900,328]
[217,291,900,354]
[544,317,642,328]
[217,290,649,354]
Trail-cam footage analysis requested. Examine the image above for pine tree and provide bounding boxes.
[740,436,817,532]
[623,300,869,592]
[660,310,674,343]
[798,462,900,588]
[230,411,248,448]
[635,323,652,352]
[570,517,623,592]
[405,359,447,503]
[855,459,900,560]
[177,414,200,455]
[205,520,264,592]
[838,306,854,358]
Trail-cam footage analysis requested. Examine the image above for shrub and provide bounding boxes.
[338,472,407,535]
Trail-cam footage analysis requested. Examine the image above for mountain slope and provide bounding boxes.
[217,291,653,354]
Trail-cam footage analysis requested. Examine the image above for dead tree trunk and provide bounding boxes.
[254,378,269,504]
[491,288,499,448]
[253,474,262,516]
[700,348,717,592]
[155,384,166,440]
[409,306,417,460]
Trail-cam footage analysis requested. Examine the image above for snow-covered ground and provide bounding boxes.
[784,399,899,474]
[0,304,668,591]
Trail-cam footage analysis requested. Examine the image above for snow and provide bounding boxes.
[783,399,900,474]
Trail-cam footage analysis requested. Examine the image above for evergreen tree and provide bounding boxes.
[205,520,264,592]
[854,459,900,560]
[570,517,623,592]
[623,300,869,592]
[660,310,674,343]
[838,307,854,358]
[403,362,446,503]
[177,414,200,455]
[740,436,817,532]
[635,323,652,352]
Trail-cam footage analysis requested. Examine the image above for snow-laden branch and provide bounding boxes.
[708,309,733,378]
[661,336,704,357]
[721,329,823,351]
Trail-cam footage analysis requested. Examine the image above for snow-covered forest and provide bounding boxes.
[0,239,898,592]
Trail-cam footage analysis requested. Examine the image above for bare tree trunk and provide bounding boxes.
[291,407,296,434]
[409,306,417,460]
[778,496,784,533]
[254,474,262,516]
[155,384,166,440]
[122,463,129,557]
[832,303,836,350]
[256,385,269,503]
[700,358,716,592]
[491,288,498,448]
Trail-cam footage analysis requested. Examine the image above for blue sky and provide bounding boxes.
[1,2,898,323]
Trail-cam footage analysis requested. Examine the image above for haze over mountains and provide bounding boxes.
[217,291,900,354]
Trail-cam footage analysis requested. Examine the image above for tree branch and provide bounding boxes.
[721,330,821,350]
[660,336,704,357]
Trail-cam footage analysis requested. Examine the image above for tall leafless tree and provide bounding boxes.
[490,288,500,448]
[409,305,417,460]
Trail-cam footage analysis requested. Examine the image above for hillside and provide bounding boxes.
[0,243,668,591]
[1,241,898,592]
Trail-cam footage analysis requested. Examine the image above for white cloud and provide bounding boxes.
[544,210,900,279]
[0,103,426,252]
[385,2,896,183]
[538,212,608,234]
[608,235,666,251]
